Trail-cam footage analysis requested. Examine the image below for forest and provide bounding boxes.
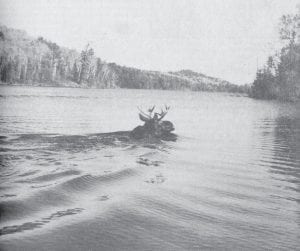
[0,25,248,93]
[250,10,300,101]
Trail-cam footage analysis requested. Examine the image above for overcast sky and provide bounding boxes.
[0,0,299,84]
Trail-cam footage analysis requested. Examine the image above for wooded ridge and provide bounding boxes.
[0,25,248,93]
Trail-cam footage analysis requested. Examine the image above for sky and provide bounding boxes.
[0,0,299,85]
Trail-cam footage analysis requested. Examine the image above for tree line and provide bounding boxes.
[250,11,300,101]
[0,25,248,93]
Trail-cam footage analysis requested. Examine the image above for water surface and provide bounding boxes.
[0,86,299,250]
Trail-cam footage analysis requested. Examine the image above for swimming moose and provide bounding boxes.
[130,105,176,141]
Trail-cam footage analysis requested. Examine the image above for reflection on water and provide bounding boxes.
[0,86,300,250]
[271,115,300,200]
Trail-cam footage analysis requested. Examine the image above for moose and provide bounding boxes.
[130,105,176,141]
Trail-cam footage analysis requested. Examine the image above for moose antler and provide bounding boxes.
[137,106,150,118]
[148,106,155,114]
[137,105,170,122]
[137,106,152,122]
[156,105,170,121]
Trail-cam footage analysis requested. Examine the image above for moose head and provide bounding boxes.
[130,105,175,140]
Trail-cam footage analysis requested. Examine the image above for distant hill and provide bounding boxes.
[168,70,248,92]
[0,25,248,93]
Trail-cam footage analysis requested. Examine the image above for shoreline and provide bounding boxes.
[0,82,249,96]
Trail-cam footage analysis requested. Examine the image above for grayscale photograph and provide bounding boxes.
[0,0,299,250]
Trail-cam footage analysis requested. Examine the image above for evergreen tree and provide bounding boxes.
[251,8,300,101]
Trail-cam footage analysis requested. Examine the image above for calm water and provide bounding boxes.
[0,86,299,250]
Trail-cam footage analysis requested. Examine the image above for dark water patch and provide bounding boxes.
[271,194,300,204]
[31,170,81,182]
[269,165,300,178]
[0,147,48,154]
[272,155,300,165]
[0,194,16,198]
[0,136,8,145]
[0,139,7,145]
[37,162,51,167]
[8,132,133,154]
[0,208,84,236]
[143,144,159,149]
[0,147,12,152]
[98,195,109,201]
[145,174,166,184]
[0,185,12,191]
[137,157,163,167]
[0,190,71,223]
[43,157,57,161]
[18,170,40,177]
[15,170,81,183]
[13,133,58,141]
[0,169,19,178]
[284,185,300,193]
[60,168,136,192]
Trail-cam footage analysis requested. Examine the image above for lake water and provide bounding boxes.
[0,86,299,250]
